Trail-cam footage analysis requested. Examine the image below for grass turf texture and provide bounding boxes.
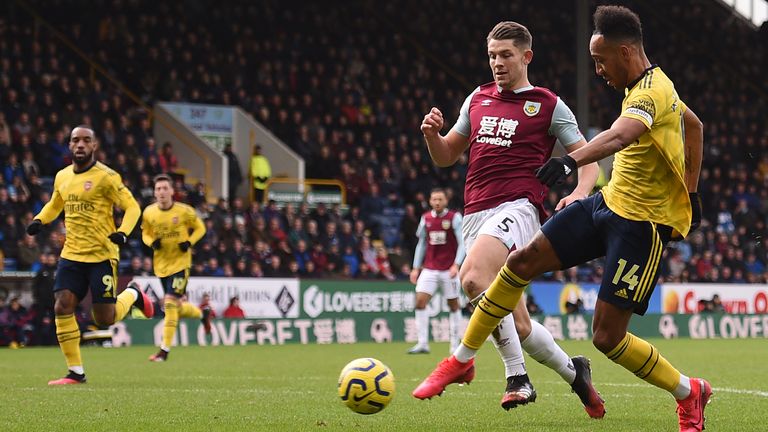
[1,338,765,431]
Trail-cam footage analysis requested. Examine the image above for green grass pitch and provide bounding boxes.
[1,338,765,431]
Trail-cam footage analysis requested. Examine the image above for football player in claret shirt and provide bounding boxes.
[419,6,710,431]
[413,20,604,417]
[26,125,154,385]
[408,188,465,355]
[141,174,208,362]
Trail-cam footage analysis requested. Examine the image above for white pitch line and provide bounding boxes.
[404,378,768,398]
[580,381,768,398]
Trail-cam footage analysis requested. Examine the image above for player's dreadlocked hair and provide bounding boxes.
[487,21,532,48]
[593,5,643,44]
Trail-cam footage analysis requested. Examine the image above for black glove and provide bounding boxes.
[535,155,578,187]
[108,232,128,246]
[178,241,191,252]
[689,192,702,233]
[151,239,162,250]
[26,219,43,236]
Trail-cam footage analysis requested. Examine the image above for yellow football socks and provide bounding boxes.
[114,288,138,322]
[55,314,82,370]
[162,301,179,350]
[462,265,529,350]
[179,302,202,319]
[607,332,681,393]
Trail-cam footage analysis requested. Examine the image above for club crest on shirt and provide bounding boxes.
[441,220,451,230]
[172,216,179,224]
[83,181,92,191]
[523,101,541,117]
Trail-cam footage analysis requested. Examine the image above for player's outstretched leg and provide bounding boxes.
[116,281,154,320]
[676,378,712,432]
[602,330,710,430]
[179,302,202,319]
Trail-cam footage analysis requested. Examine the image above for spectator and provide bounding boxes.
[0,297,30,348]
[222,296,246,318]
[205,257,225,277]
[264,255,289,278]
[249,145,271,203]
[199,293,216,319]
[248,261,265,278]
[293,239,312,272]
[375,247,395,281]
[31,251,57,345]
[159,142,179,173]
[224,144,243,202]
[526,295,542,316]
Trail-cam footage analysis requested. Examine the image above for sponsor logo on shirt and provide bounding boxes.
[477,115,519,147]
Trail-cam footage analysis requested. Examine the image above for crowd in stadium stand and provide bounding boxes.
[0,0,767,312]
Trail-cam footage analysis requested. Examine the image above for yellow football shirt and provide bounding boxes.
[141,202,206,277]
[601,66,691,237]
[35,161,141,262]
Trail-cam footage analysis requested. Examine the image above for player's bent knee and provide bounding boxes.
[592,328,623,354]
[93,311,117,327]
[505,252,536,281]
[460,271,484,298]
[54,303,74,316]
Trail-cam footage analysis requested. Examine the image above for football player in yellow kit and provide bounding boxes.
[27,125,154,385]
[141,174,207,362]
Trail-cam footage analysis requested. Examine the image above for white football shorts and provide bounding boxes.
[415,269,461,299]
[462,198,541,253]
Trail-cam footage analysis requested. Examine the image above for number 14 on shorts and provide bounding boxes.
[612,258,639,299]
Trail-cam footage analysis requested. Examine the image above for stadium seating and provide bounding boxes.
[0,0,766,285]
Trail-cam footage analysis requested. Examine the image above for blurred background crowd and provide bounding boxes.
[1,0,767,345]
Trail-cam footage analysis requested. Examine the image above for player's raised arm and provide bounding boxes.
[409,215,427,284]
[29,175,65,232]
[682,105,703,232]
[556,139,600,209]
[536,117,646,187]
[451,212,465,266]
[187,210,207,245]
[111,175,141,239]
[573,117,646,167]
[547,98,600,209]
[682,106,703,193]
[421,107,470,167]
[141,209,157,248]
